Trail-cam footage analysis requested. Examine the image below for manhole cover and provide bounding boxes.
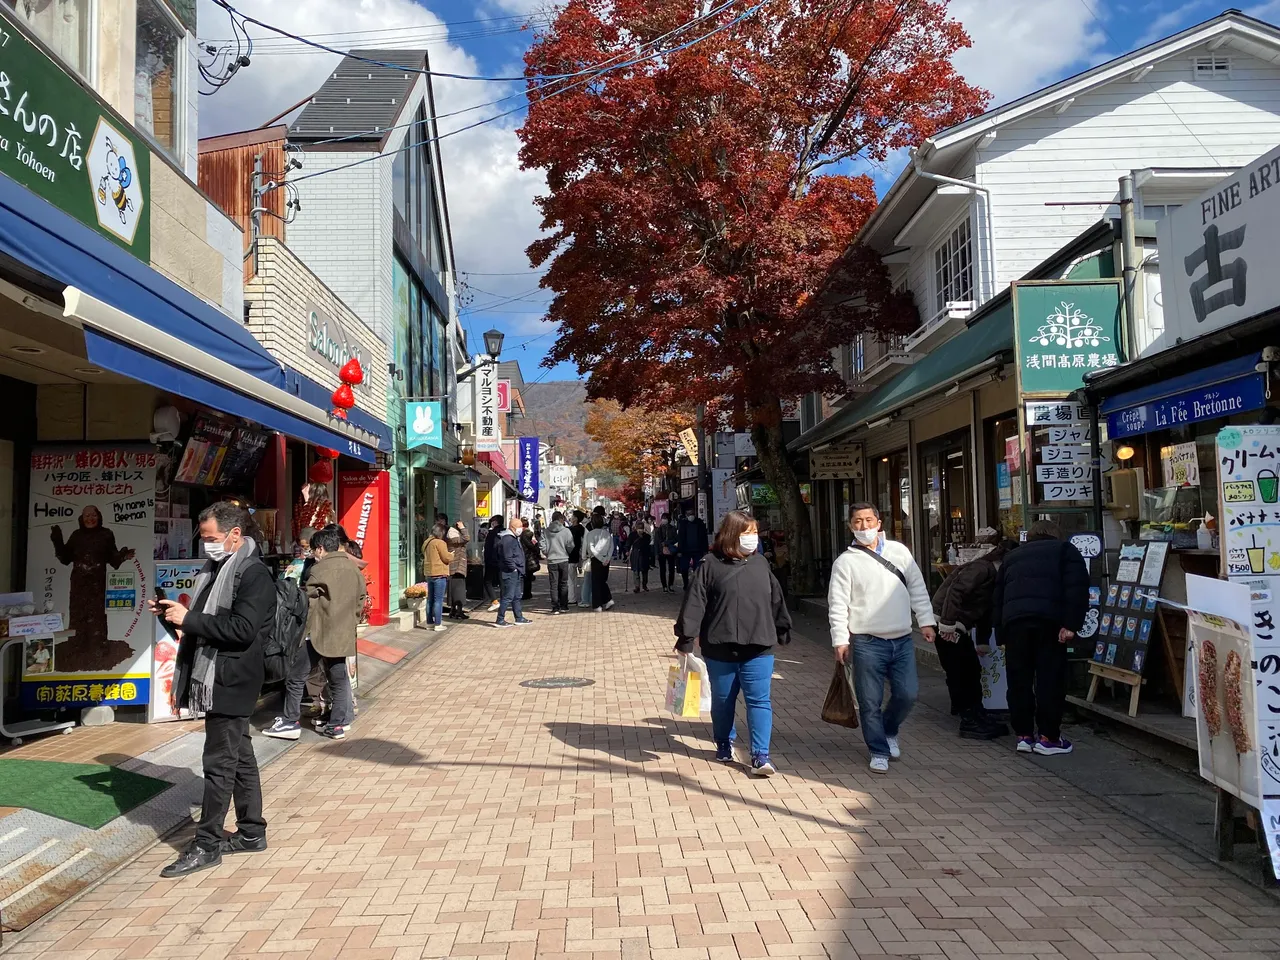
[520,677,595,689]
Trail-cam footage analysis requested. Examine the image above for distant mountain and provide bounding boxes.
[518,381,599,467]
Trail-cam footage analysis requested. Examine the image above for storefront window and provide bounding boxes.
[135,0,184,157]
[5,0,92,78]
[986,414,1023,539]
[873,452,912,549]
[918,430,971,585]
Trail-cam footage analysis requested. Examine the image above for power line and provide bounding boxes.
[199,10,549,44]
[237,23,552,57]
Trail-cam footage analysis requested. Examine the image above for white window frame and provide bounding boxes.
[932,216,974,314]
[1192,55,1231,80]
[7,0,99,83]
[134,0,188,164]
[854,335,864,374]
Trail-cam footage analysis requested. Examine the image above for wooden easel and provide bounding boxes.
[1086,661,1143,716]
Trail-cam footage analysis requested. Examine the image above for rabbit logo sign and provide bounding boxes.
[406,401,443,449]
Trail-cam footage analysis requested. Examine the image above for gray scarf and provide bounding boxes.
[186,537,257,713]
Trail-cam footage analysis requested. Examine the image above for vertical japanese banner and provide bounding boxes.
[517,437,539,501]
[24,446,158,709]
[1216,424,1280,805]
[338,471,391,626]
[473,359,501,452]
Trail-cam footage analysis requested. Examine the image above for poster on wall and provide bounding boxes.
[173,415,236,486]
[337,471,390,626]
[711,468,734,531]
[1218,425,1280,578]
[150,560,204,722]
[23,446,158,708]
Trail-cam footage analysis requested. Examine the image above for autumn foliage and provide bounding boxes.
[519,0,988,589]
[584,400,695,489]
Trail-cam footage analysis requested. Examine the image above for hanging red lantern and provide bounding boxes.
[339,357,364,386]
[315,446,339,460]
[331,408,348,420]
[331,383,356,409]
[308,460,334,484]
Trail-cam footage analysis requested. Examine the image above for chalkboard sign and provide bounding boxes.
[216,427,270,490]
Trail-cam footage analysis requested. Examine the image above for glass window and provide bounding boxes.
[392,148,407,220]
[408,281,423,398]
[5,0,92,76]
[135,0,183,156]
[873,452,912,550]
[933,217,973,313]
[986,414,1023,540]
[918,430,971,589]
[434,307,448,400]
[418,288,432,397]
[393,258,411,402]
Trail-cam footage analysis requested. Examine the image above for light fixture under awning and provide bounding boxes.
[64,287,377,463]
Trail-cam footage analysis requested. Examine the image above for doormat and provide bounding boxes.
[0,759,171,829]
[357,638,407,664]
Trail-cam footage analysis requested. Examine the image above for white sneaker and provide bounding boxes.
[869,756,890,774]
[604,600,616,610]
[594,606,604,613]
[488,601,500,612]
[432,624,447,632]
[886,736,901,760]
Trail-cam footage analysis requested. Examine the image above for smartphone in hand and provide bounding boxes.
[154,586,180,640]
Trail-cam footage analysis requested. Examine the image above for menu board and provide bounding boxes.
[1093,541,1165,676]
[216,426,270,490]
[173,415,236,486]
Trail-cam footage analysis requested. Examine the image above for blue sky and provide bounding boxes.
[199,0,1271,383]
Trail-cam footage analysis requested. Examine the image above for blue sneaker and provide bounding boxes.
[751,754,777,777]
[514,618,533,625]
[262,717,300,741]
[317,723,346,740]
[715,741,733,763]
[1033,736,1073,756]
[494,620,512,628]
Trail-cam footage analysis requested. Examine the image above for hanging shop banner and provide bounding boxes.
[0,7,151,258]
[1012,281,1122,395]
[337,471,390,626]
[173,414,236,486]
[495,379,512,414]
[733,433,757,457]
[150,559,204,722]
[473,359,501,452]
[475,481,491,518]
[711,468,735,531]
[405,400,443,449]
[1106,373,1267,440]
[517,437,539,501]
[809,442,865,481]
[679,428,699,465]
[1158,143,1280,346]
[23,446,159,708]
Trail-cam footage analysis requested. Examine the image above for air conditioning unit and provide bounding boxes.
[1105,467,1144,521]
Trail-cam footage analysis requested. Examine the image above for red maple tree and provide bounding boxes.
[519,0,988,591]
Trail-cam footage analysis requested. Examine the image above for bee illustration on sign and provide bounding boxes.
[85,118,144,245]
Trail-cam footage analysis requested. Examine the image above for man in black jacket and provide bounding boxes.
[483,516,504,612]
[152,502,276,877]
[994,519,1089,757]
[495,516,532,627]
[676,505,710,590]
[567,510,586,605]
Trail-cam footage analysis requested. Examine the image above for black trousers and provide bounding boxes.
[935,630,984,715]
[484,564,501,602]
[547,561,570,611]
[197,713,266,850]
[522,570,535,600]
[591,559,613,608]
[658,554,676,589]
[1005,619,1068,741]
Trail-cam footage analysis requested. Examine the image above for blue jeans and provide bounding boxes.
[427,576,448,626]
[704,654,774,758]
[850,635,918,759]
[498,571,523,622]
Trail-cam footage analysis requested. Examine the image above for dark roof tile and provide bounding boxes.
[289,49,426,142]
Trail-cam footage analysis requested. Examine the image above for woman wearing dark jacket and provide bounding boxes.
[675,510,792,776]
[931,532,1015,740]
[627,525,652,592]
[994,519,1089,757]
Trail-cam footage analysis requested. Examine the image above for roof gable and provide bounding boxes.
[290,49,426,143]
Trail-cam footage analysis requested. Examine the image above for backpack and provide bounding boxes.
[263,578,309,683]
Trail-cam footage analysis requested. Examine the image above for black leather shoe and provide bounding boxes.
[221,832,268,854]
[160,843,222,878]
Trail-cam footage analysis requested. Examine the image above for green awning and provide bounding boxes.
[791,301,1013,452]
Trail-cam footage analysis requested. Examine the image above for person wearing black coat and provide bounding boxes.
[675,511,791,776]
[151,502,275,878]
[994,519,1089,757]
[931,533,1015,740]
[520,526,541,599]
[483,516,504,611]
[676,507,710,590]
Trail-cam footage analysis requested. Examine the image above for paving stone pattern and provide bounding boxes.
[5,576,1279,960]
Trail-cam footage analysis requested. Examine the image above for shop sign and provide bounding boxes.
[1025,400,1082,425]
[1040,444,1089,464]
[0,10,151,257]
[476,481,491,518]
[679,465,697,480]
[473,360,501,452]
[1048,425,1091,443]
[1105,374,1266,440]
[679,427,699,465]
[711,468,734,530]
[1217,425,1280,578]
[809,442,865,481]
[996,463,1012,509]
[150,560,203,722]
[1012,281,1122,395]
[517,437,539,500]
[405,400,443,449]
[1161,442,1200,487]
[338,471,390,626]
[547,464,573,489]
[1035,464,1090,483]
[495,379,512,413]
[22,445,159,708]
[714,432,736,466]
[1158,143,1280,347]
[308,306,368,391]
[733,432,757,457]
[1041,482,1093,501]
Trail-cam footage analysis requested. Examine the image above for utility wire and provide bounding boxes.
[199,11,549,44]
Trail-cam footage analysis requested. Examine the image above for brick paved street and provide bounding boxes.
[5,576,1279,960]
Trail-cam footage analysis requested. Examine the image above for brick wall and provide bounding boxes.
[244,238,389,422]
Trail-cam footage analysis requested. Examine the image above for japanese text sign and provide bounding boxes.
[473,359,500,452]
[810,443,865,481]
[1218,426,1280,578]
[1013,281,1122,395]
[517,437,539,501]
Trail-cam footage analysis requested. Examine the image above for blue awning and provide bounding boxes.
[284,366,392,453]
[1099,353,1267,440]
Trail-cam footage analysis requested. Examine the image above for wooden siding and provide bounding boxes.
[198,134,288,279]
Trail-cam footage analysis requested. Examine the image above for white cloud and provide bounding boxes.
[1137,0,1213,46]
[196,0,552,348]
[948,0,1110,107]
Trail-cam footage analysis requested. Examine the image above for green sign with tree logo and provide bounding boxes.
[1012,280,1123,395]
[0,11,150,259]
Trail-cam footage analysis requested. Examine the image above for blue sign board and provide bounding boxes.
[405,401,443,449]
[1105,374,1267,440]
[518,437,539,500]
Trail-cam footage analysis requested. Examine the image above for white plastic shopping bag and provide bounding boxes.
[687,652,712,713]
[665,653,704,717]
[977,628,1008,711]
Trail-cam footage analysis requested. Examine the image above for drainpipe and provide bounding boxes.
[1119,174,1140,362]
[911,150,997,304]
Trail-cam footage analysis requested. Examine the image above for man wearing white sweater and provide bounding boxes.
[828,503,936,774]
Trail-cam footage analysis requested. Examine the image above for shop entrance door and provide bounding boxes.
[919,430,972,590]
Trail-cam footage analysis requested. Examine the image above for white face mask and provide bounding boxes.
[739,533,759,554]
[853,527,879,546]
[202,536,230,561]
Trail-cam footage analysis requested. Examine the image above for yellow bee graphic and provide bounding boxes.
[96,137,134,224]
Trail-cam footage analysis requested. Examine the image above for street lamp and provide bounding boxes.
[483,329,504,359]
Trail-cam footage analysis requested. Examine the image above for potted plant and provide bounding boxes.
[402,584,428,622]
